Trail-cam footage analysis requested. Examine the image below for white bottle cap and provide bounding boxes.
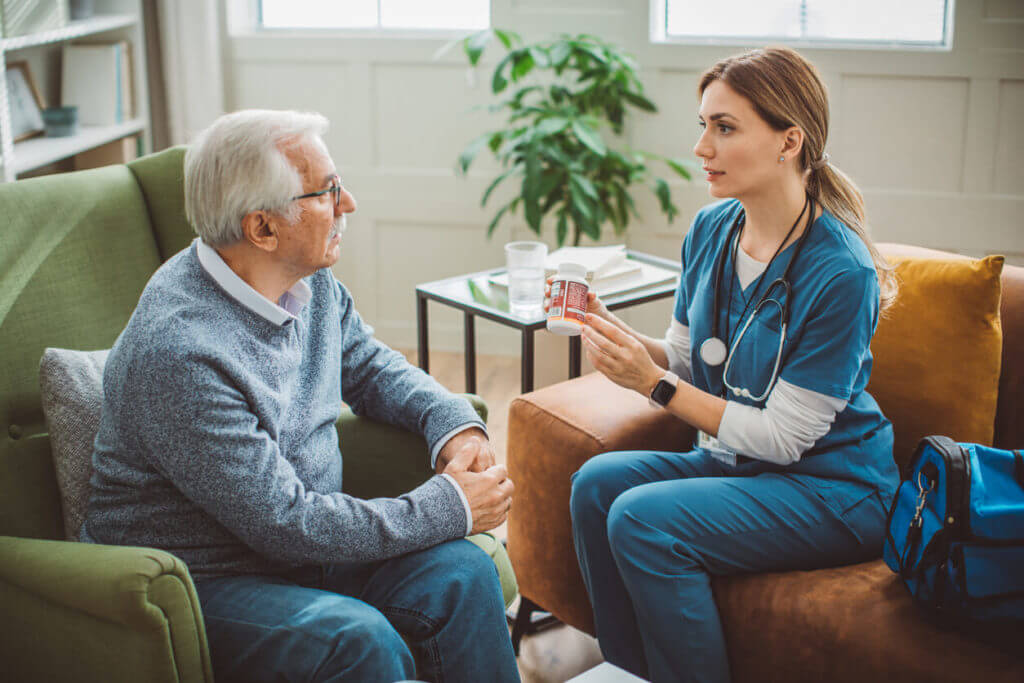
[557,262,588,278]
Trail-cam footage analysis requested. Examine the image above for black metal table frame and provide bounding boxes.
[415,250,681,395]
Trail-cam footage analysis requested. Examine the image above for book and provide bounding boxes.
[489,259,677,298]
[545,245,630,279]
[61,42,133,126]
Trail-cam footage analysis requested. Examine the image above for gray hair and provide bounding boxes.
[184,110,329,246]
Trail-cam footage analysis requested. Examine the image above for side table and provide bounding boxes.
[415,250,680,394]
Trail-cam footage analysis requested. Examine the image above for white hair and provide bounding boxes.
[184,110,330,246]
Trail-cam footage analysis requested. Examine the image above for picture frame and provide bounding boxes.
[5,60,46,142]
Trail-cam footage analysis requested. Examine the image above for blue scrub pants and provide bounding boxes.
[570,449,887,683]
[194,538,519,683]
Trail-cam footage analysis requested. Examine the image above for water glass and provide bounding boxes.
[505,241,547,316]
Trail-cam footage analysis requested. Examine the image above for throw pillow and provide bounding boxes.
[869,251,1003,474]
[38,347,109,541]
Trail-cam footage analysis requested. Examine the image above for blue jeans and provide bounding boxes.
[194,539,519,683]
[570,450,888,683]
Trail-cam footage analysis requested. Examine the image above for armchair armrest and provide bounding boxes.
[506,372,695,634]
[0,535,212,683]
[337,394,487,500]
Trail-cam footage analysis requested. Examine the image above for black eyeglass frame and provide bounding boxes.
[291,174,342,207]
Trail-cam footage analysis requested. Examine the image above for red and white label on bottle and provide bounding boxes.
[550,279,588,324]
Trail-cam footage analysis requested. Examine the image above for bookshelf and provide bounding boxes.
[0,2,149,182]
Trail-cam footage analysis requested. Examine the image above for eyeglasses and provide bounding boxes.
[291,174,342,208]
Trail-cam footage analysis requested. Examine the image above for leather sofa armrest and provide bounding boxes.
[337,394,487,500]
[506,372,695,634]
[0,535,212,682]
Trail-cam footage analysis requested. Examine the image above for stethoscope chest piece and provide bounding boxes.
[700,337,728,367]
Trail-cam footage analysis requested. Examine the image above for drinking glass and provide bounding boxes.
[504,241,547,316]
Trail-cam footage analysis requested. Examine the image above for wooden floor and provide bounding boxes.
[397,348,604,682]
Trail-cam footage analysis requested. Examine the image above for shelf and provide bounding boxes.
[10,119,145,174]
[0,14,137,51]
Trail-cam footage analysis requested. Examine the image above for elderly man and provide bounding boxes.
[79,110,519,682]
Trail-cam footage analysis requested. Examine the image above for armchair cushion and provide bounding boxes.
[38,347,109,540]
[869,251,1003,472]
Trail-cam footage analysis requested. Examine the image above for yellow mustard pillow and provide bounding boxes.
[868,251,1003,473]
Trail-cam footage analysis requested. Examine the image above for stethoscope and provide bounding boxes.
[699,194,816,402]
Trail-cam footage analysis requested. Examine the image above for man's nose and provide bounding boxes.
[336,187,357,215]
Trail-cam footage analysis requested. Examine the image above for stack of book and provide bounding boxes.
[490,244,677,297]
[61,41,134,126]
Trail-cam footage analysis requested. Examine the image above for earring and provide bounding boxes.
[779,155,785,162]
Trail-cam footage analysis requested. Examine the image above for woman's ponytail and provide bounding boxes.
[807,161,898,312]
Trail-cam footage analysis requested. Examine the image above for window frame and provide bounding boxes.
[253,0,491,36]
[649,0,955,52]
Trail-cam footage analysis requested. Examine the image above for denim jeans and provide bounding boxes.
[570,449,888,683]
[194,538,519,683]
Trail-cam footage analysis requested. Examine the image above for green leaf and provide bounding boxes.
[573,42,608,65]
[481,168,516,206]
[488,132,505,154]
[493,29,519,49]
[492,53,514,93]
[487,204,510,237]
[533,117,570,138]
[556,211,569,246]
[549,41,571,68]
[464,30,492,66]
[654,178,679,223]
[665,158,692,180]
[570,173,600,202]
[522,140,542,233]
[622,90,657,112]
[458,134,489,174]
[511,50,536,81]
[571,121,606,156]
[569,180,595,222]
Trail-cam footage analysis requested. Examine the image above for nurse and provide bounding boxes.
[565,47,901,683]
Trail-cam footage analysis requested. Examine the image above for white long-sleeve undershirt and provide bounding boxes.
[662,241,848,465]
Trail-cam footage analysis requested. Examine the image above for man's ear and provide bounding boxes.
[780,126,804,161]
[240,210,279,253]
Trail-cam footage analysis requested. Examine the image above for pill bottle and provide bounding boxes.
[546,262,590,336]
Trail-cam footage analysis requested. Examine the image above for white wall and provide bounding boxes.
[223,0,1024,371]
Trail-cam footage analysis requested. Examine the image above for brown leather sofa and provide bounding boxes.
[506,244,1024,681]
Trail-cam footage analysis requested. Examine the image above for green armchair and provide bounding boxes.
[0,148,516,682]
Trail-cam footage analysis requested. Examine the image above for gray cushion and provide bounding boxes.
[38,348,108,540]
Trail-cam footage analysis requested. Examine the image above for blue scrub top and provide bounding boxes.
[674,199,899,512]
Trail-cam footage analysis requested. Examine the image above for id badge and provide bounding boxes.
[696,429,737,467]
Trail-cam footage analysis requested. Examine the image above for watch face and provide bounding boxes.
[652,379,676,406]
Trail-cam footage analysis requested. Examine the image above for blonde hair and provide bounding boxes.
[698,47,897,310]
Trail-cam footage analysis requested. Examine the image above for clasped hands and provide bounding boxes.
[435,428,514,535]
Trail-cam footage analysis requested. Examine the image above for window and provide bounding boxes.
[260,0,489,31]
[655,0,951,48]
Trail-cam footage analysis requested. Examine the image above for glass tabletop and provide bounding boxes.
[415,250,681,330]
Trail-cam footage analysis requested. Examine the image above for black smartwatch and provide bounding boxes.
[648,370,680,408]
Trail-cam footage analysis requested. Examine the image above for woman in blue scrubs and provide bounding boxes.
[567,47,901,683]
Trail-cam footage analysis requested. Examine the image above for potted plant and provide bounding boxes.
[454,29,692,247]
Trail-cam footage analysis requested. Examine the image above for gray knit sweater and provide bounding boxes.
[80,242,483,579]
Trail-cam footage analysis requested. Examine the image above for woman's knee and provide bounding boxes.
[606,487,699,572]
[570,451,640,520]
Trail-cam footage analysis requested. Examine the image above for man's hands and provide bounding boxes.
[443,439,514,535]
[582,313,663,397]
[435,427,494,474]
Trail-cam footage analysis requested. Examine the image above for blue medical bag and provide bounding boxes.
[883,436,1024,621]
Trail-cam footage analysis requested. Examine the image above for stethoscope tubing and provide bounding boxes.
[703,196,816,400]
